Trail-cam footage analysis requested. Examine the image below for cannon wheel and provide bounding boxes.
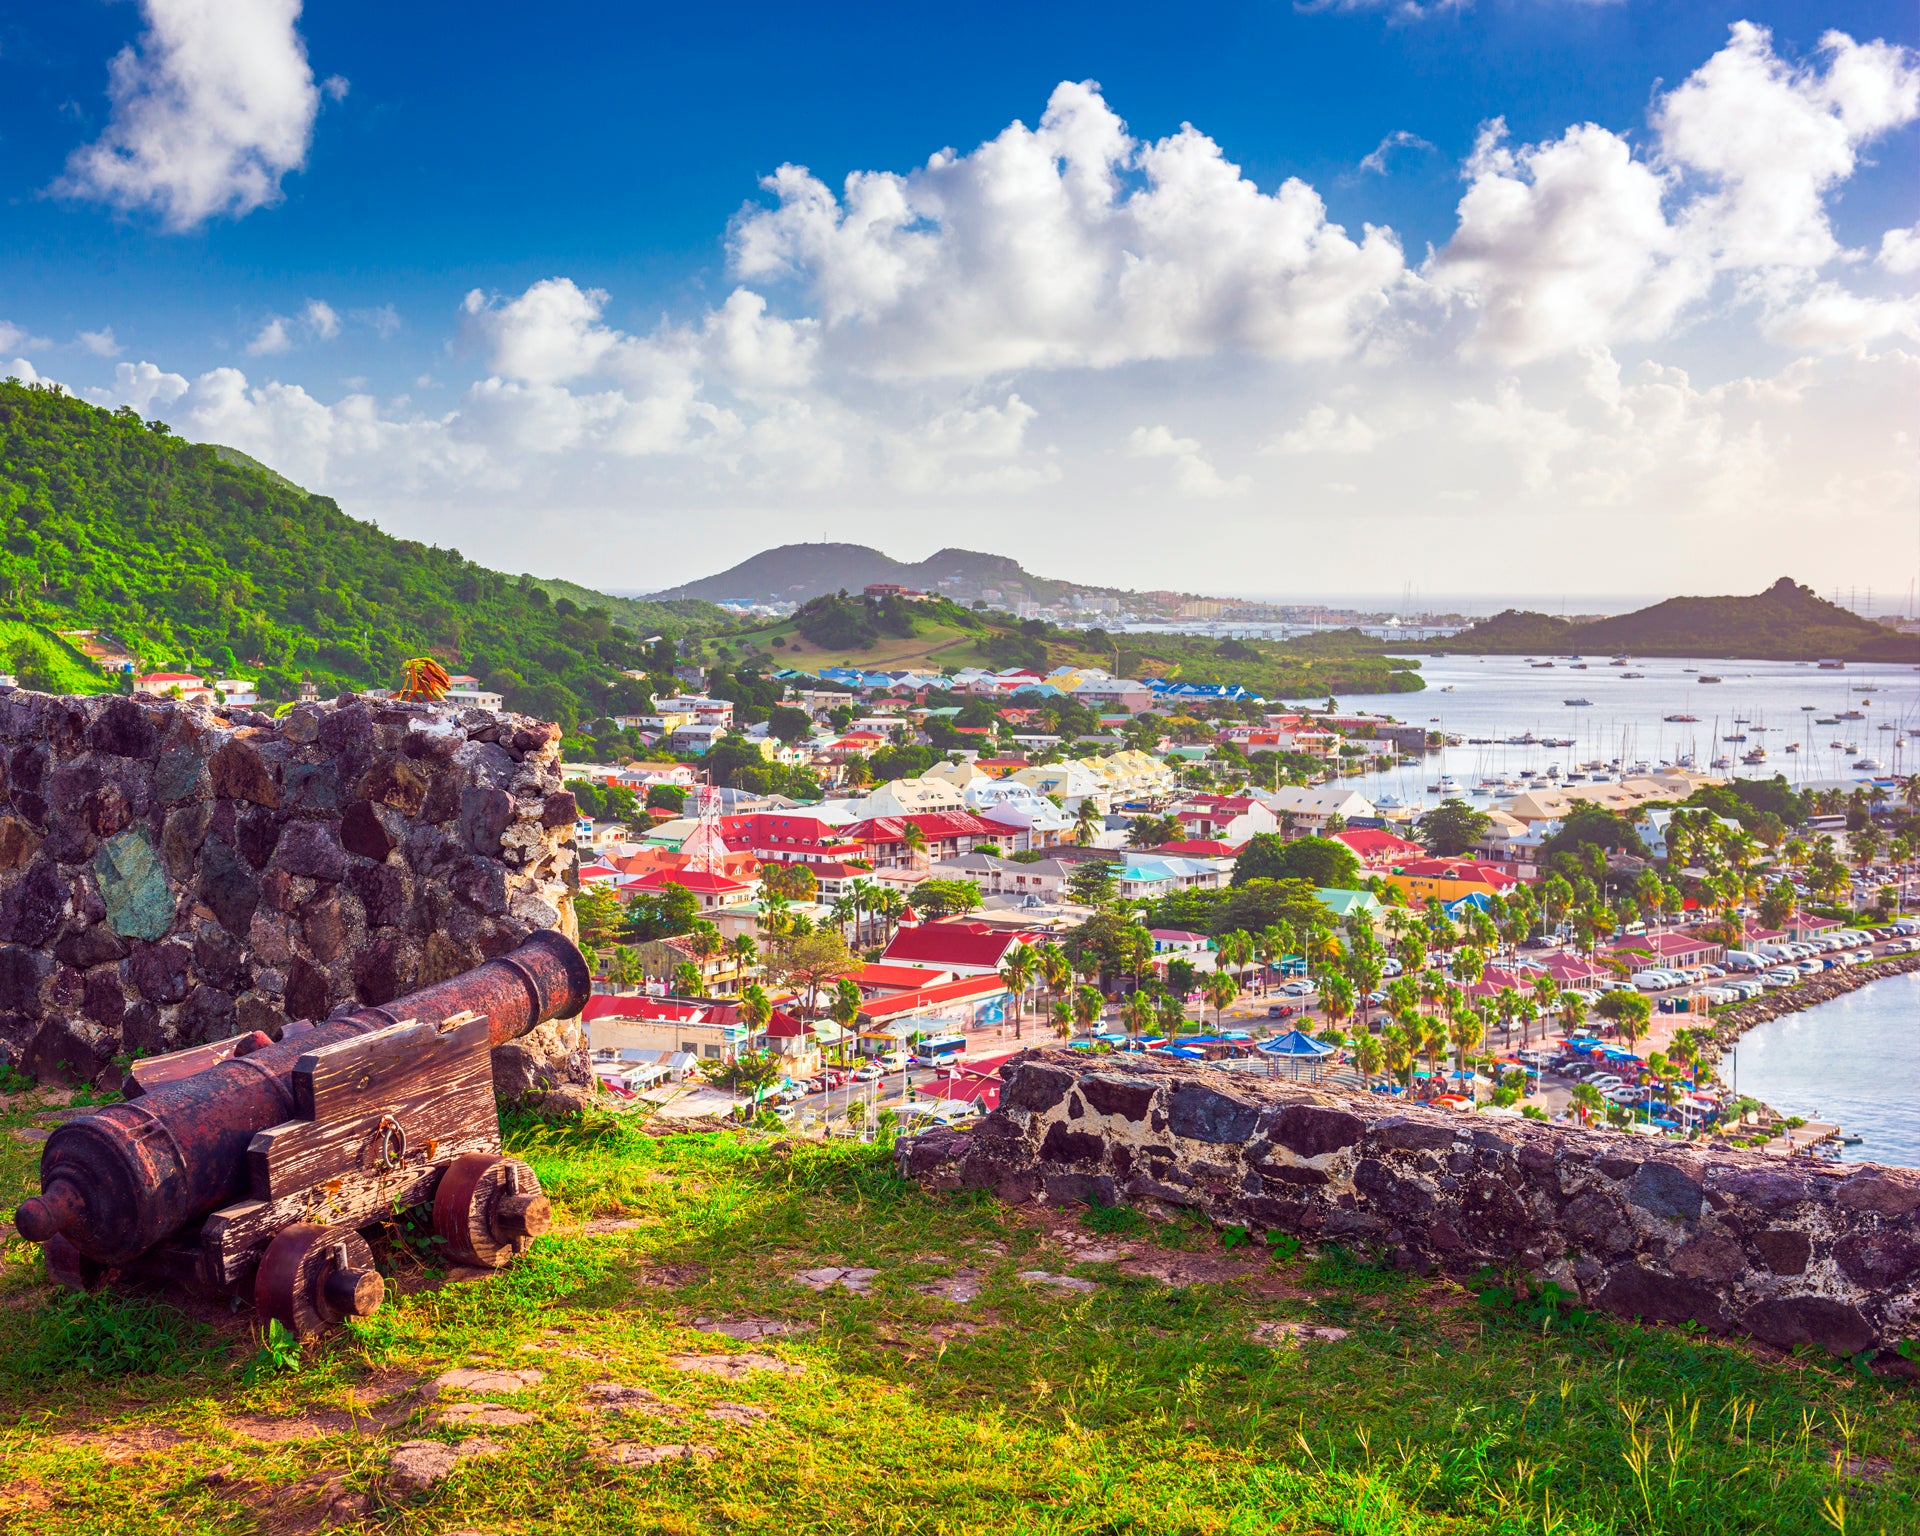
[432,1153,551,1268]
[256,1223,385,1338]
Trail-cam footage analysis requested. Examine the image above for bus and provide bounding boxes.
[912,1033,968,1067]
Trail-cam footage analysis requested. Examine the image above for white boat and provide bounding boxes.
[1710,755,1732,769]
[1853,758,1886,773]
[1428,775,1462,794]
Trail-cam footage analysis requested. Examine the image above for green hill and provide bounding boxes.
[707,594,1423,697]
[0,380,723,725]
[1443,579,1918,662]
[648,541,1118,607]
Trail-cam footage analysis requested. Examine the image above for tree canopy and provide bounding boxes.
[1230,833,1360,890]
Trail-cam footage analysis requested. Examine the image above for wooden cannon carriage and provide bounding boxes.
[13,931,590,1336]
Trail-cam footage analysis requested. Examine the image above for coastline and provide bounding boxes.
[1696,952,1920,1061]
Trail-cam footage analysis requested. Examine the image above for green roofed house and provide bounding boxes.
[1315,888,1382,922]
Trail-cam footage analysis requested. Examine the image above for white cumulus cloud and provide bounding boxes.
[1127,424,1251,498]
[302,299,340,339]
[77,328,122,357]
[246,317,292,356]
[1877,222,1920,274]
[1270,404,1381,454]
[56,0,337,230]
[731,80,1409,377]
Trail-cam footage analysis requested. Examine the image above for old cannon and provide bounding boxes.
[12,930,591,1336]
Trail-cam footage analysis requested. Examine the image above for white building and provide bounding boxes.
[443,674,505,711]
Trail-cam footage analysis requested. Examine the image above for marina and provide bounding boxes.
[1327,654,1919,811]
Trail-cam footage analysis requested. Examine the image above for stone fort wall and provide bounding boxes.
[0,691,580,1093]
[899,1048,1920,1366]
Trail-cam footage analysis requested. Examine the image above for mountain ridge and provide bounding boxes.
[644,542,1130,605]
[1439,578,1918,662]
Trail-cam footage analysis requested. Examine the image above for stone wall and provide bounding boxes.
[0,691,583,1097]
[898,1049,1920,1366]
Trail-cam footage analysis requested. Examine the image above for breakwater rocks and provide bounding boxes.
[0,691,582,1098]
[1700,953,1920,1053]
[898,1048,1920,1365]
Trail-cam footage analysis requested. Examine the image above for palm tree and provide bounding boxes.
[1050,996,1074,1041]
[826,977,864,1066]
[740,981,773,1037]
[1353,1034,1384,1089]
[1072,983,1105,1036]
[1121,988,1155,1043]
[1073,799,1101,846]
[1037,942,1071,1022]
[1201,969,1238,1030]
[1156,990,1187,1045]
[1319,973,1354,1036]
[1217,929,1254,994]
[1381,1024,1415,1087]
[606,944,645,992]
[1569,1081,1605,1125]
[998,943,1037,1039]
[671,959,703,997]
[1448,1007,1484,1086]
[729,933,759,985]
[1253,925,1285,994]
[829,896,859,944]
[901,821,931,871]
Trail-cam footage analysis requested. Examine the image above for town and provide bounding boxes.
[545,620,1920,1158]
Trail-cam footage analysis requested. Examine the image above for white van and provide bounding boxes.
[1725,952,1766,971]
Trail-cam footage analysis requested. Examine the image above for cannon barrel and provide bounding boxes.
[13,930,589,1266]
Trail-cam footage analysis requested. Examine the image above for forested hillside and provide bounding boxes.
[0,381,715,725]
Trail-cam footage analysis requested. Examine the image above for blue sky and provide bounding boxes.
[2,1,1917,600]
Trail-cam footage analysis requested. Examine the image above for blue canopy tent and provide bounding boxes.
[1258,1029,1337,1082]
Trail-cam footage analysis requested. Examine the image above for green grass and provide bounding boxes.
[0,1091,1915,1534]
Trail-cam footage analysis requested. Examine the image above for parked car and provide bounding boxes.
[1266,1003,1297,1019]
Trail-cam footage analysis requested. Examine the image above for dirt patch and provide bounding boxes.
[386,1437,502,1494]
[10,1127,48,1143]
[52,1423,187,1462]
[238,1471,370,1536]
[0,1478,55,1516]
[578,1215,648,1233]
[225,1409,389,1441]
[666,1352,804,1380]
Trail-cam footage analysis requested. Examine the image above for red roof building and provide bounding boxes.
[719,812,866,866]
[858,974,1010,1025]
[882,920,1026,975]
[851,811,1013,867]
[851,961,956,995]
[1332,827,1426,868]
[1152,838,1239,858]
[628,867,753,911]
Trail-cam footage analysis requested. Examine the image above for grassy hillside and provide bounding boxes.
[0,381,712,725]
[1446,579,1919,662]
[1,1097,1911,1535]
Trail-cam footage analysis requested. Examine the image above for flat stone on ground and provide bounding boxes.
[666,1352,803,1379]
[1252,1321,1350,1345]
[1019,1269,1097,1294]
[432,1366,545,1396]
[692,1317,807,1341]
[916,1268,985,1303]
[438,1403,537,1429]
[585,1382,681,1418]
[599,1442,718,1466]
[793,1266,881,1293]
[387,1437,502,1493]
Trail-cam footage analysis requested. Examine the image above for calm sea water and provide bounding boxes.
[1723,971,1920,1170]
[1326,654,1920,809]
